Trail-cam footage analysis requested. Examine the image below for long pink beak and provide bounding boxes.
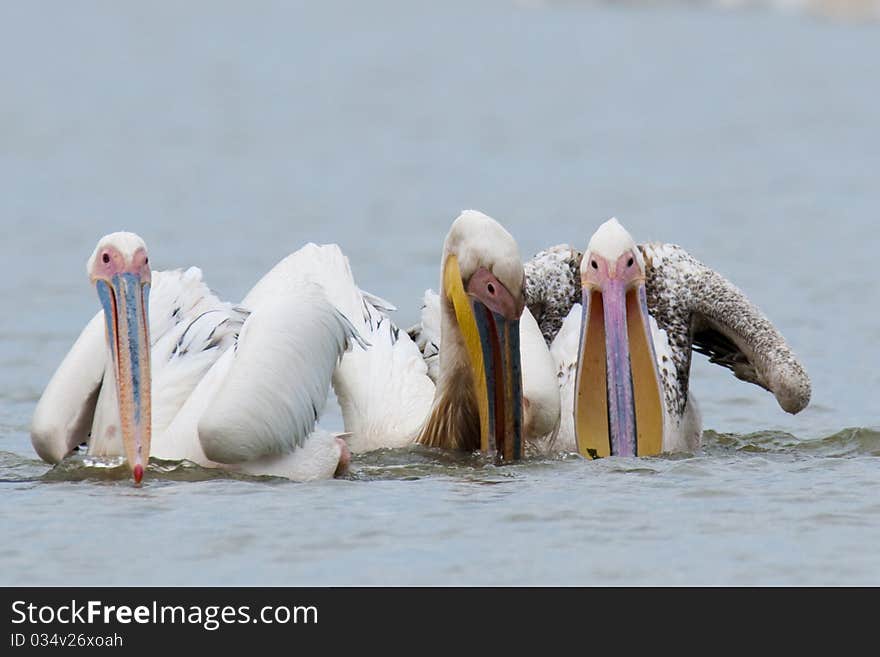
[96,273,152,483]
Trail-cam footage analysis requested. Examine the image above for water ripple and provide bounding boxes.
[1,427,878,486]
[703,427,880,457]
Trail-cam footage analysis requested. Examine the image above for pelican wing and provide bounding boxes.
[520,303,562,447]
[641,242,811,415]
[523,244,583,346]
[140,267,247,438]
[326,261,435,453]
[197,266,357,463]
[407,289,442,383]
[547,303,582,453]
[149,302,248,437]
[31,312,106,463]
[262,244,435,453]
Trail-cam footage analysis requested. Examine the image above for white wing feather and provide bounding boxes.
[409,289,442,383]
[30,312,106,463]
[197,281,355,463]
[231,428,343,481]
[150,304,246,437]
[548,303,582,453]
[273,245,435,453]
[160,338,346,482]
[520,306,561,447]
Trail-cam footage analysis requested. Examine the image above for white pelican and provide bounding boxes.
[31,232,359,483]
[327,210,560,458]
[524,218,811,456]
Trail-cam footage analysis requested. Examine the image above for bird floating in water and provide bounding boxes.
[523,217,811,457]
[31,232,362,483]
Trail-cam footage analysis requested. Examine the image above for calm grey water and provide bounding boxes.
[1,1,878,585]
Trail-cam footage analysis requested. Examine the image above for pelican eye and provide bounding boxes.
[627,257,634,268]
[102,253,110,264]
[487,283,495,295]
[591,260,598,270]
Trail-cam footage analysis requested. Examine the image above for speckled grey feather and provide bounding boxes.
[523,245,583,344]
[642,242,811,415]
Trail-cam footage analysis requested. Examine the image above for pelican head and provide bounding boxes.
[87,232,152,483]
[438,210,525,461]
[575,218,664,458]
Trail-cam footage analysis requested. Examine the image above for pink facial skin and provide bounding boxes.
[582,250,643,291]
[90,246,151,284]
[466,267,523,320]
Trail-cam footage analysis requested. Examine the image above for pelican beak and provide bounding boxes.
[574,260,664,458]
[444,256,524,461]
[95,273,151,483]
[469,294,523,461]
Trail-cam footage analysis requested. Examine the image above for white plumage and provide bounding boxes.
[546,303,582,453]
[31,312,106,464]
[519,303,562,448]
[295,245,436,453]
[412,289,442,383]
[198,282,351,464]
